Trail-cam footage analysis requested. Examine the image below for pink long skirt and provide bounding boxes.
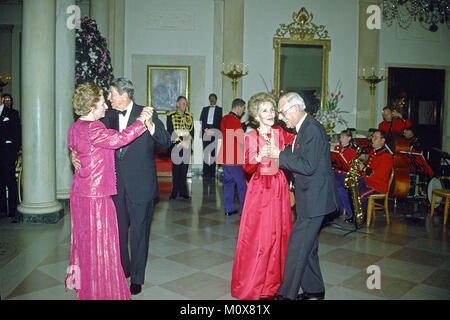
[66,195,131,300]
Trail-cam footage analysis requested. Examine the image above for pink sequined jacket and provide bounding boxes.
[67,119,146,197]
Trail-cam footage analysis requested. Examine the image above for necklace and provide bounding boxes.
[259,128,274,145]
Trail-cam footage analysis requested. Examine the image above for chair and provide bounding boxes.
[366,170,394,226]
[430,189,450,225]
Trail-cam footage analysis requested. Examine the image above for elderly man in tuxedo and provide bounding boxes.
[265,92,339,300]
[0,94,21,221]
[72,78,171,295]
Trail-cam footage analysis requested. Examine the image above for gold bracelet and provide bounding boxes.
[137,116,145,122]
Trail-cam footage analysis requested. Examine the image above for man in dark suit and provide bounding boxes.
[199,93,222,179]
[104,78,171,295]
[0,94,21,221]
[71,78,171,295]
[266,92,339,300]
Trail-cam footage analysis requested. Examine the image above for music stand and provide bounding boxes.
[398,151,434,223]
[330,150,350,172]
[353,138,372,154]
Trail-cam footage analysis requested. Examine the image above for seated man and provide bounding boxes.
[403,126,423,153]
[343,130,393,223]
[378,106,412,137]
[332,129,358,218]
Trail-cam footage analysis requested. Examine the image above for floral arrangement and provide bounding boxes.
[75,17,113,94]
[314,81,348,134]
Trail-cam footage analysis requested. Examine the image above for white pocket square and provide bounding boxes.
[5,140,12,144]
[2,117,9,121]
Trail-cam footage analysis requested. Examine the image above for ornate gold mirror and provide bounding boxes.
[273,7,330,114]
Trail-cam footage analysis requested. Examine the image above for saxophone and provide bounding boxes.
[343,147,365,226]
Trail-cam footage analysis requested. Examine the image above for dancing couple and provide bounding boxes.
[231,92,339,300]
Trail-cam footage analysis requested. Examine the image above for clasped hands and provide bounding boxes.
[139,106,154,131]
[255,144,281,162]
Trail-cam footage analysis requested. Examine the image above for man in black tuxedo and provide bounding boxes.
[0,94,21,221]
[71,78,171,295]
[199,93,222,178]
[266,92,339,300]
[104,78,171,295]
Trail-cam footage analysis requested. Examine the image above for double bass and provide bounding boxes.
[387,95,411,199]
[387,134,410,199]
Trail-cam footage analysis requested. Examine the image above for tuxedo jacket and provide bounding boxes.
[101,103,171,203]
[0,106,21,158]
[199,105,222,139]
[279,114,339,218]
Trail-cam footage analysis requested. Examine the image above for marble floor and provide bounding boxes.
[0,175,449,300]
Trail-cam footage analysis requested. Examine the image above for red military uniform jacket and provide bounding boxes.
[333,144,357,173]
[216,112,245,165]
[378,118,412,136]
[363,146,393,194]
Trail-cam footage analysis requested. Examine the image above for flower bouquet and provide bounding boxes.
[314,81,348,134]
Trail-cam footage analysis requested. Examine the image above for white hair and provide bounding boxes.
[283,92,306,111]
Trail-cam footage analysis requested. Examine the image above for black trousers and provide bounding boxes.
[277,215,326,299]
[171,161,189,196]
[202,140,216,178]
[113,182,154,285]
[0,152,18,217]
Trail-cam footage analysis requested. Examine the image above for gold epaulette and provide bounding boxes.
[167,111,177,116]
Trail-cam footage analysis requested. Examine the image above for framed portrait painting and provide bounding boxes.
[147,65,190,114]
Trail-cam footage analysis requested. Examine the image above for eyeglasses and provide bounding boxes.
[3,98,12,101]
[278,104,296,117]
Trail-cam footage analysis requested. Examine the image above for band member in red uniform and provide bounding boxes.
[378,107,412,137]
[332,129,358,220]
[403,126,423,153]
[344,130,393,223]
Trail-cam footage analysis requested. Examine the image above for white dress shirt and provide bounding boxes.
[207,106,216,125]
[118,101,134,132]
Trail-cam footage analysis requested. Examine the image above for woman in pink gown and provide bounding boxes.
[65,83,152,300]
[231,92,295,300]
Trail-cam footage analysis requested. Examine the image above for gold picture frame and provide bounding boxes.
[147,65,190,114]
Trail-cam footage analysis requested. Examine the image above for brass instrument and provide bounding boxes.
[343,147,365,226]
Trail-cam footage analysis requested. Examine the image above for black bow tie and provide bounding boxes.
[118,109,127,116]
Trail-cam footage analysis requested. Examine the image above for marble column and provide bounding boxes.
[55,0,75,200]
[222,0,244,113]
[213,0,224,105]
[356,1,380,131]
[17,0,64,223]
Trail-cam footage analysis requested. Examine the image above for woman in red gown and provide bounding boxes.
[231,92,295,300]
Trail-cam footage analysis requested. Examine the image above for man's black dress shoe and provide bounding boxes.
[225,210,238,216]
[130,284,142,295]
[180,195,191,200]
[296,291,325,300]
[169,193,177,200]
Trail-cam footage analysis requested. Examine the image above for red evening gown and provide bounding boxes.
[231,126,295,300]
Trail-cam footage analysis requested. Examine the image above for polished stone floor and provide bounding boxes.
[0,175,449,300]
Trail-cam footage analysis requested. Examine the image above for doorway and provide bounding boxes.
[387,66,446,175]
